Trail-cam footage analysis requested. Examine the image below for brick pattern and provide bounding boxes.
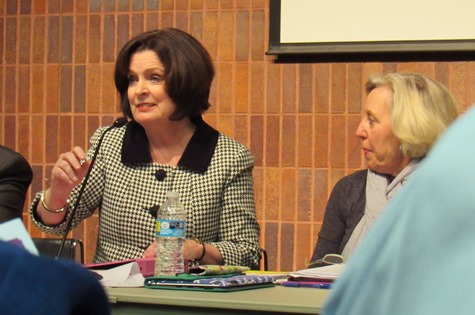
[1,1,474,271]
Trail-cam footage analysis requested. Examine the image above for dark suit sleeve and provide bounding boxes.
[0,150,34,223]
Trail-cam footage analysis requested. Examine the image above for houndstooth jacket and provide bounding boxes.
[29,117,261,268]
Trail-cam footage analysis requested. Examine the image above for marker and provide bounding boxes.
[281,281,332,289]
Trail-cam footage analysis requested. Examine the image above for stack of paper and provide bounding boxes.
[288,264,345,281]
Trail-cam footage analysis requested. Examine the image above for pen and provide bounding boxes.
[281,281,332,289]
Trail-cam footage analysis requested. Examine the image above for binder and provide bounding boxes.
[144,273,276,292]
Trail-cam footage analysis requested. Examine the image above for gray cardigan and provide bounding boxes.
[311,170,367,262]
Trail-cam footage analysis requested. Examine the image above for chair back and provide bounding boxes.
[260,248,268,271]
[32,238,84,264]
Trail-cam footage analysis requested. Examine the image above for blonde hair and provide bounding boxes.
[366,73,459,158]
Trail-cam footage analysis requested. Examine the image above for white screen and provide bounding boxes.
[281,0,475,44]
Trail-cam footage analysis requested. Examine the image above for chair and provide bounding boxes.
[260,248,268,271]
[32,238,84,264]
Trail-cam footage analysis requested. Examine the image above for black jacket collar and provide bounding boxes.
[121,117,219,173]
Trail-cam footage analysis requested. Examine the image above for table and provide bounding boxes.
[107,285,330,314]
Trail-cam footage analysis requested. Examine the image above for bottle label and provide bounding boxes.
[156,219,186,237]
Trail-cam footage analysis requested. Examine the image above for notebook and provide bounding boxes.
[144,273,276,292]
[86,257,156,277]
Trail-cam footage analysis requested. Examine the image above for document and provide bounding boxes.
[0,218,38,255]
[288,264,345,281]
[93,261,145,287]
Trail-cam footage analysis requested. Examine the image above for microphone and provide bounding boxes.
[56,117,128,259]
[155,169,167,181]
[111,117,128,128]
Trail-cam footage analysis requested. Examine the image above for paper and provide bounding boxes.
[93,261,145,287]
[0,218,39,255]
[288,264,345,280]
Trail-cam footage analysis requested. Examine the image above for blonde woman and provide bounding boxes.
[312,73,459,263]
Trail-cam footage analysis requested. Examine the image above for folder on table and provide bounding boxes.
[144,273,276,292]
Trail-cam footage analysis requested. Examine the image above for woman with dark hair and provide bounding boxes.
[29,28,261,268]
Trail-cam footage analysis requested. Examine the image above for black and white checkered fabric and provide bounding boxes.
[29,122,261,268]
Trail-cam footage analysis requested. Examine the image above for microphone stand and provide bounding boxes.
[56,117,127,259]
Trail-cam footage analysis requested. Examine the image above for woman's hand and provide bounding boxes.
[142,239,204,260]
[142,242,157,258]
[36,146,90,224]
[49,146,90,197]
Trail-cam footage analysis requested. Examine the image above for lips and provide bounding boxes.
[362,147,372,157]
[136,103,156,108]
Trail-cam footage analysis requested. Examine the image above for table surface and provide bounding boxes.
[107,285,330,315]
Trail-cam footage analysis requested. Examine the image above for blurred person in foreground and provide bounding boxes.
[0,145,33,223]
[29,28,260,268]
[324,104,475,315]
[311,73,459,263]
[0,240,110,315]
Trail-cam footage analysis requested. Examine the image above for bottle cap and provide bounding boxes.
[166,191,180,199]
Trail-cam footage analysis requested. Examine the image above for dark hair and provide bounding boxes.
[114,28,214,121]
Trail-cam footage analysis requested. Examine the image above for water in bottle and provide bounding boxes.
[154,191,187,276]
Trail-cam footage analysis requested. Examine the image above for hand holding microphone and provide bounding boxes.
[34,117,128,258]
[51,147,90,192]
[55,117,128,258]
[38,146,90,225]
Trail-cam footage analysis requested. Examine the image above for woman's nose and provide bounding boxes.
[355,120,366,138]
[135,80,150,96]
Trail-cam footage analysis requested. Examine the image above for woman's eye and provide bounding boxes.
[368,116,376,126]
[151,74,163,83]
[127,75,137,85]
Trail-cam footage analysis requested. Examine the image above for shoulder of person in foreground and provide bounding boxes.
[0,240,110,315]
[0,145,33,223]
[0,145,33,184]
[323,105,475,315]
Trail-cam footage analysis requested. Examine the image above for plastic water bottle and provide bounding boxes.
[154,191,187,276]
